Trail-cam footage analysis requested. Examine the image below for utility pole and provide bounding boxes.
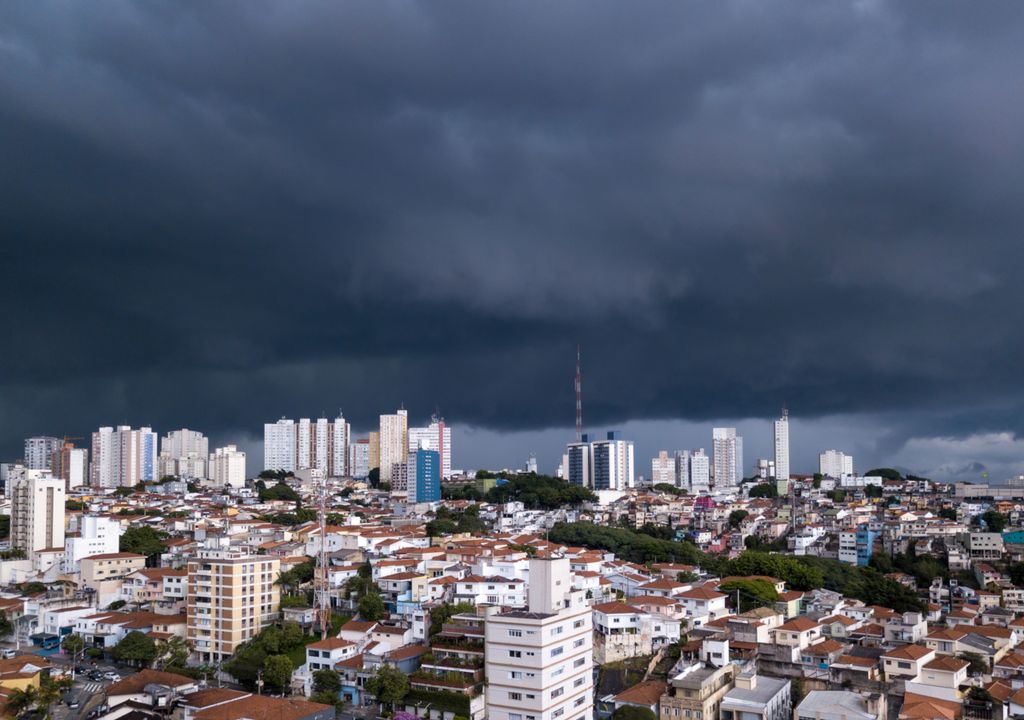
[575,345,583,443]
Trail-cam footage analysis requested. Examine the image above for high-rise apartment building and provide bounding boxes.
[651,451,677,486]
[210,445,246,487]
[408,448,441,503]
[350,439,370,479]
[24,436,62,471]
[773,410,790,482]
[485,555,594,720]
[186,549,281,664]
[159,428,210,479]
[368,432,380,474]
[10,469,65,559]
[52,442,88,489]
[263,416,350,476]
[712,428,743,490]
[566,432,634,491]
[379,409,409,490]
[819,449,853,479]
[675,450,692,489]
[690,449,711,494]
[408,416,452,479]
[90,426,157,487]
[566,439,591,488]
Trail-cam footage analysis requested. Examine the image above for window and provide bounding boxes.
[510,671,522,679]
[509,650,522,658]
[552,625,564,636]
[508,629,523,637]
[573,657,585,668]
[574,696,586,707]
[898,662,911,669]
[553,710,564,718]
[510,715,522,720]
[574,677,585,687]
[551,647,564,657]
[551,687,564,699]
[573,619,585,628]
[509,692,522,701]
[573,638,585,648]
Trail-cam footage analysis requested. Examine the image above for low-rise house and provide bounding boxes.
[611,680,667,718]
[106,668,198,710]
[659,662,735,720]
[795,690,885,720]
[676,586,728,628]
[720,671,791,720]
[881,644,935,681]
[905,656,969,702]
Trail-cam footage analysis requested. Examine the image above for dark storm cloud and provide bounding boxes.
[3,1,1024,465]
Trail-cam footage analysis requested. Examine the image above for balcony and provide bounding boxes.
[408,670,483,696]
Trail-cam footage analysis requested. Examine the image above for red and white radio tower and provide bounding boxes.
[575,345,583,442]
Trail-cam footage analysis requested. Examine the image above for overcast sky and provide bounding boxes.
[3,2,1024,482]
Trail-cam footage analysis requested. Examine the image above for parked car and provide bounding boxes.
[104,672,120,681]
[0,649,16,659]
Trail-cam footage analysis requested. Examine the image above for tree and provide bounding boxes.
[359,592,385,621]
[0,515,8,539]
[864,484,883,499]
[119,526,167,564]
[426,519,458,537]
[263,654,295,693]
[728,510,749,529]
[6,686,38,717]
[367,468,381,487]
[865,468,902,481]
[719,579,780,612]
[311,668,342,705]
[960,651,989,676]
[0,611,13,641]
[428,602,476,639]
[155,635,193,669]
[939,507,957,521]
[826,489,847,503]
[20,582,47,596]
[611,707,657,720]
[113,630,157,666]
[748,483,778,499]
[65,500,85,511]
[259,482,300,502]
[62,632,85,659]
[981,510,1007,532]
[653,483,686,496]
[365,664,409,709]
[281,620,304,648]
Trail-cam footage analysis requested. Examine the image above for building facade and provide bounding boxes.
[773,410,790,482]
[379,409,409,490]
[819,450,854,479]
[90,426,158,487]
[209,445,246,487]
[712,428,743,490]
[485,556,594,720]
[408,448,441,503]
[24,436,62,471]
[10,469,66,559]
[186,549,281,663]
[408,416,452,479]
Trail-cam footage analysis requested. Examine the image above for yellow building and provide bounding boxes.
[186,549,280,664]
[80,552,147,590]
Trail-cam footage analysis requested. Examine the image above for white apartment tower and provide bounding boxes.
[90,426,157,487]
[210,445,247,487]
[712,428,743,490]
[690,449,711,494]
[10,469,66,559]
[485,555,594,720]
[24,436,62,471]
[651,451,677,486]
[263,416,350,476]
[674,451,691,490]
[773,409,790,482]
[819,449,854,479]
[159,428,210,479]
[408,416,452,478]
[264,418,297,472]
[379,408,409,490]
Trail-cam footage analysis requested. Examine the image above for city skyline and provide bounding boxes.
[4,4,1024,484]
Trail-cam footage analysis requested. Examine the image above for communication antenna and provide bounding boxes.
[575,345,583,442]
[313,471,331,639]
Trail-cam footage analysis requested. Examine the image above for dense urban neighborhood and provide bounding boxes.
[3,420,1024,720]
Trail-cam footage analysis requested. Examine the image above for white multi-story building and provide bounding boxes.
[651,451,676,486]
[773,410,790,482]
[349,439,370,479]
[408,416,452,478]
[675,451,691,489]
[264,418,296,472]
[332,416,350,477]
[159,428,209,479]
[690,450,711,494]
[90,426,157,487]
[209,445,246,488]
[485,555,594,720]
[63,514,122,573]
[24,436,62,471]
[297,418,312,471]
[379,409,409,489]
[10,469,65,559]
[820,449,854,479]
[712,428,743,490]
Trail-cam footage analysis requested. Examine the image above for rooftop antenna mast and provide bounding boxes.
[575,345,583,443]
[314,470,331,639]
